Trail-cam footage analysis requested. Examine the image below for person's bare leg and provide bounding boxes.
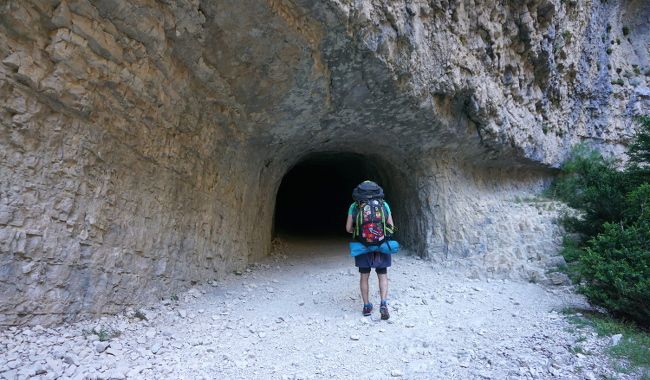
[378,272,390,319]
[378,273,388,301]
[360,273,370,304]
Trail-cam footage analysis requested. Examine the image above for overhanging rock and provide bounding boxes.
[0,0,647,325]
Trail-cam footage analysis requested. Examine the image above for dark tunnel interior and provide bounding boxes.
[273,152,389,238]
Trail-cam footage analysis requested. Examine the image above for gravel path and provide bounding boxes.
[0,238,638,379]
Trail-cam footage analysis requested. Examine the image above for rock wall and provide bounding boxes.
[343,0,650,163]
[415,156,563,279]
[0,0,647,325]
[0,0,275,325]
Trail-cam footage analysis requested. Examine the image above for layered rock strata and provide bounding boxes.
[0,0,647,325]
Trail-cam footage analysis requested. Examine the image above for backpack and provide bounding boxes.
[351,181,393,246]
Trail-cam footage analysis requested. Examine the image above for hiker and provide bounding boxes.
[346,180,399,320]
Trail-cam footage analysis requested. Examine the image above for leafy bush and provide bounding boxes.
[627,116,650,183]
[548,145,628,236]
[579,221,650,323]
[550,117,650,326]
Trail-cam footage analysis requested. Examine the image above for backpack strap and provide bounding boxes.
[382,201,394,236]
[352,201,361,240]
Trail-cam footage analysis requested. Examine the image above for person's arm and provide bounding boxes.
[346,214,354,233]
[383,201,394,228]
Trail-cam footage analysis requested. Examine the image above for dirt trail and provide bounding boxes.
[0,238,636,379]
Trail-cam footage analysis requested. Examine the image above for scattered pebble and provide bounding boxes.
[94,342,109,353]
[0,254,631,379]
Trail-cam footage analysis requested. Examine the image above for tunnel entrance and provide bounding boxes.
[273,152,389,238]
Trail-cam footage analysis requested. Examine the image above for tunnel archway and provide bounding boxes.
[272,152,423,253]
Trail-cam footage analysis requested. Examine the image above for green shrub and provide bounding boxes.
[548,145,628,236]
[627,116,650,183]
[579,221,650,323]
[550,116,650,326]
[625,184,650,222]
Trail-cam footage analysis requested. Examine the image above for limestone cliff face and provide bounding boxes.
[336,0,649,164]
[0,0,647,325]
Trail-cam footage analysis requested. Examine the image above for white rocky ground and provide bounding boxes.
[0,238,640,380]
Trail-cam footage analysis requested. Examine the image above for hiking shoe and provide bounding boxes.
[362,303,373,316]
[380,303,390,320]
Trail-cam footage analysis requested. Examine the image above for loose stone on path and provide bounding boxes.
[0,254,636,380]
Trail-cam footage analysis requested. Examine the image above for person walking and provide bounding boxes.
[346,180,398,320]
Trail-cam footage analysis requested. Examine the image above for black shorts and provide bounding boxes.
[358,267,387,274]
[355,252,391,274]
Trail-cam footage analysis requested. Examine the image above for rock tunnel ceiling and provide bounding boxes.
[0,0,648,325]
